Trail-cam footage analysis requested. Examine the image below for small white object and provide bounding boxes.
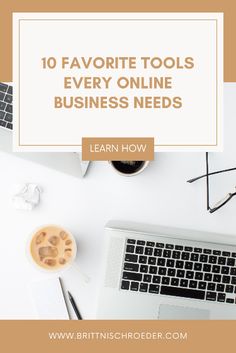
[12,183,41,210]
[29,277,69,319]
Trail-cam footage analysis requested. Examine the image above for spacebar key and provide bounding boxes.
[161,286,205,300]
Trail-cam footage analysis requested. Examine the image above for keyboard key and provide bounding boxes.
[162,277,170,285]
[167,268,176,277]
[227,258,235,266]
[176,269,185,278]
[145,247,153,256]
[207,282,216,291]
[149,284,159,294]
[180,279,188,287]
[217,293,226,302]
[176,260,184,269]
[166,259,175,267]
[232,253,236,258]
[213,250,221,255]
[222,275,230,284]
[226,298,234,304]
[123,272,142,281]
[137,240,145,245]
[0,101,6,110]
[158,267,167,276]
[225,284,234,293]
[213,274,221,282]
[230,268,236,275]
[143,274,152,283]
[124,263,139,272]
[204,273,212,281]
[139,282,148,292]
[130,282,139,291]
[181,252,190,260]
[194,248,202,253]
[126,245,135,253]
[125,254,138,263]
[0,120,6,127]
[0,111,5,119]
[166,244,174,249]
[212,265,220,273]
[203,249,212,254]
[194,263,202,271]
[5,104,12,113]
[171,278,179,286]
[206,291,216,301]
[157,258,165,266]
[172,251,181,259]
[198,282,206,290]
[222,251,230,257]
[7,122,14,129]
[0,83,8,92]
[209,256,217,264]
[4,94,12,104]
[175,245,183,250]
[136,246,144,254]
[0,92,5,100]
[184,246,193,252]
[185,262,193,270]
[149,266,157,274]
[152,276,161,284]
[231,277,236,285]
[156,242,164,248]
[7,85,12,94]
[148,257,156,265]
[139,256,147,264]
[195,272,203,280]
[121,280,130,290]
[200,254,208,263]
[163,250,171,258]
[5,113,12,122]
[216,284,225,292]
[218,257,226,265]
[190,253,199,261]
[203,264,211,272]
[140,265,148,273]
[221,266,229,275]
[154,248,162,257]
[127,239,136,244]
[189,280,197,288]
[147,241,155,247]
[161,286,205,300]
[186,271,194,279]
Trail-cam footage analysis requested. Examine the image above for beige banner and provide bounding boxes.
[0,0,235,82]
[0,320,235,353]
[82,138,154,160]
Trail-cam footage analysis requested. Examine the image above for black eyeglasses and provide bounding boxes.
[187,153,236,213]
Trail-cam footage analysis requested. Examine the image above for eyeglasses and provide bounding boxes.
[187,153,236,213]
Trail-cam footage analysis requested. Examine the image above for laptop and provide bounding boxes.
[96,221,236,319]
[0,82,90,178]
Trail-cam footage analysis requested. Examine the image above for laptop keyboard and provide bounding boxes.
[121,238,236,304]
[0,82,13,130]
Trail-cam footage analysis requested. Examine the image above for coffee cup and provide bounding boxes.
[109,161,149,176]
[27,224,77,272]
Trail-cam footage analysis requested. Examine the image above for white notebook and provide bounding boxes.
[30,277,69,319]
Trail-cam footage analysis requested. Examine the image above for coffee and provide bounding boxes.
[30,225,76,270]
[110,161,147,175]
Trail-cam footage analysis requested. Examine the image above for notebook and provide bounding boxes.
[30,277,69,319]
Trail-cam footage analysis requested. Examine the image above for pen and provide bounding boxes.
[68,291,83,320]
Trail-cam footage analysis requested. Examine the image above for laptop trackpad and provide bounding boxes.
[158,304,210,320]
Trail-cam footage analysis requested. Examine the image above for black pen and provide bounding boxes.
[68,291,83,320]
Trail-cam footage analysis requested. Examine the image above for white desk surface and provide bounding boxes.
[0,83,236,319]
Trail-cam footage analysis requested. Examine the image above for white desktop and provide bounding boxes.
[0,83,235,319]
